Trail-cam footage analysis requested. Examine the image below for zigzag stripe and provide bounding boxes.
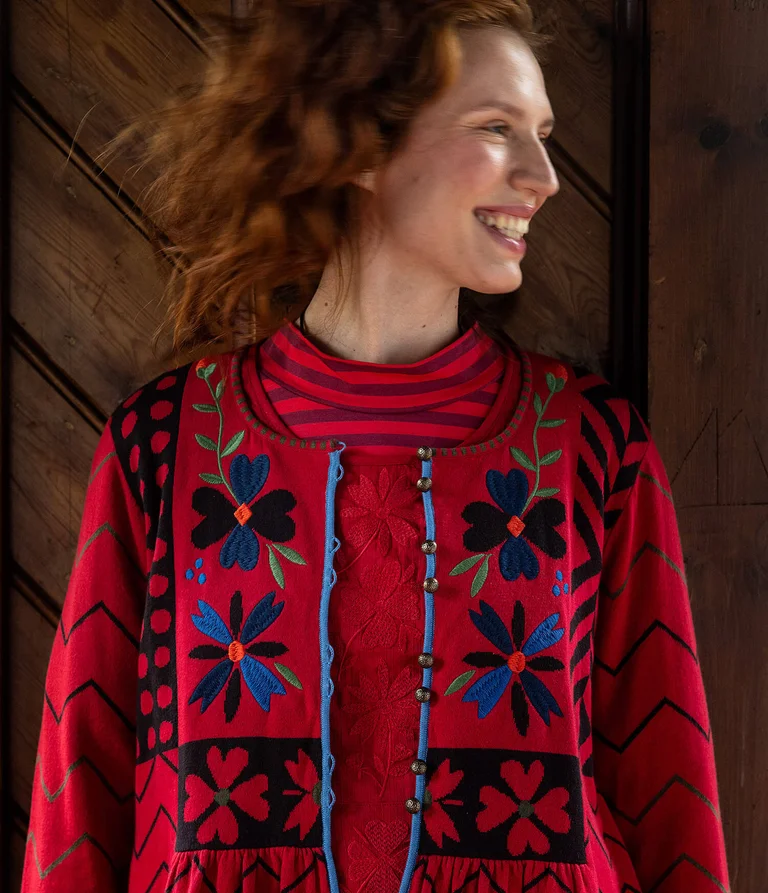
[646,854,730,893]
[136,860,171,893]
[136,752,179,802]
[594,620,697,674]
[600,775,721,825]
[25,829,117,879]
[638,469,673,502]
[133,805,176,858]
[600,541,685,599]
[34,753,132,804]
[75,521,146,579]
[593,697,710,751]
[413,858,590,893]
[60,600,140,649]
[586,814,612,867]
[44,679,134,731]
[88,451,118,485]
[165,850,325,892]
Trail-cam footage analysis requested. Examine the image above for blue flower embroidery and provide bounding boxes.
[188,590,300,721]
[458,600,564,735]
[460,469,566,582]
[191,454,297,572]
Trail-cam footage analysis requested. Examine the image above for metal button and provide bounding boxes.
[423,577,439,593]
[421,540,437,554]
[418,652,434,668]
[405,797,421,814]
[411,759,427,775]
[416,476,432,491]
[417,446,434,460]
[415,687,432,702]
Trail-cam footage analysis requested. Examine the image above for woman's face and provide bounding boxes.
[361,26,560,297]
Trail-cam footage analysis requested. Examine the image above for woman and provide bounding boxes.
[21,2,731,893]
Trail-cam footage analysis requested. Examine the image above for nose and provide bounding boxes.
[509,141,560,200]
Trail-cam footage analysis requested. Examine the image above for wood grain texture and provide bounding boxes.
[12,0,205,198]
[649,0,768,886]
[10,348,99,604]
[11,107,170,414]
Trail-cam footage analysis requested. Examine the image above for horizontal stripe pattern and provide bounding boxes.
[251,320,514,449]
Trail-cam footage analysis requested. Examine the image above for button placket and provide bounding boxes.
[403,446,438,820]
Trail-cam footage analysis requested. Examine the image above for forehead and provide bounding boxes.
[440,27,551,120]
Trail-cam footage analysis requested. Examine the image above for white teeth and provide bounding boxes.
[475,211,529,238]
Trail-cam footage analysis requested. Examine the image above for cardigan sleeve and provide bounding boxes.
[21,420,147,892]
[592,425,731,892]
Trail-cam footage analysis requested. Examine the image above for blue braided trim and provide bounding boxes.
[319,441,346,893]
[398,454,436,893]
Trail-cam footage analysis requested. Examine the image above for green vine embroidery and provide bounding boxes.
[450,368,568,595]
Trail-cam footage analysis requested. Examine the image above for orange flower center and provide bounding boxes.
[506,515,525,537]
[234,503,252,526]
[507,651,526,673]
[228,640,245,662]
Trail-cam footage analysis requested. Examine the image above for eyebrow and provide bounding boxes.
[470,101,555,130]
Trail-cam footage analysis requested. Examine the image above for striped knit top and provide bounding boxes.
[244,319,516,453]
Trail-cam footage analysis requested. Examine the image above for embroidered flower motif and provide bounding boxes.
[477,758,570,857]
[185,557,206,584]
[458,468,566,584]
[423,759,464,848]
[445,600,564,735]
[282,749,322,840]
[344,661,421,742]
[192,453,300,573]
[183,745,269,845]
[343,660,420,796]
[188,590,302,721]
[451,368,568,595]
[347,818,410,893]
[552,568,569,596]
[345,557,420,651]
[340,467,421,560]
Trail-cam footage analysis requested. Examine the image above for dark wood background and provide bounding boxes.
[1,0,761,889]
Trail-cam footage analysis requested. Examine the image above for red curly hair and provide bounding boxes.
[111,0,553,364]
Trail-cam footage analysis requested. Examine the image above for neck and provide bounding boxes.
[299,240,466,364]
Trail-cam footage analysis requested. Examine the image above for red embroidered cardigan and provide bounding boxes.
[20,337,731,893]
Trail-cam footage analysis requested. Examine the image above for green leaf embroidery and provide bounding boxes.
[199,472,225,485]
[221,430,245,458]
[535,486,560,497]
[539,449,562,466]
[538,418,565,428]
[197,362,217,379]
[449,554,485,576]
[546,371,566,393]
[192,403,217,413]
[510,446,536,471]
[195,433,217,451]
[268,545,285,589]
[445,670,475,696]
[274,662,303,690]
[470,554,490,597]
[533,392,543,415]
[272,543,307,565]
[215,379,225,400]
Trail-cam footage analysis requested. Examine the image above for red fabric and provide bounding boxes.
[20,339,731,893]
[257,320,506,449]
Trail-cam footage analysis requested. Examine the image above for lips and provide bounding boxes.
[474,205,536,219]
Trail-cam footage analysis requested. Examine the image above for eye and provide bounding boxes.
[484,123,509,135]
